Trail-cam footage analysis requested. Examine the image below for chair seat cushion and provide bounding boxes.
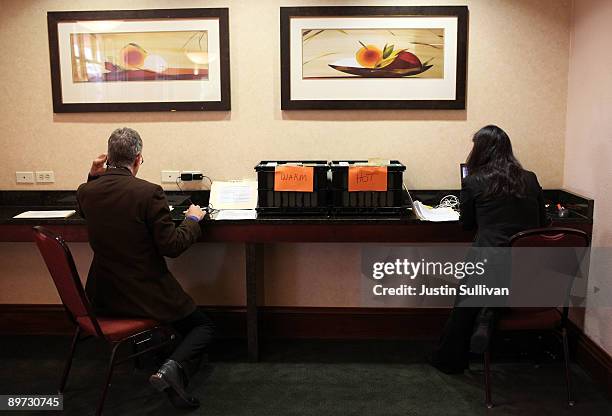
[77,316,159,341]
[497,308,562,331]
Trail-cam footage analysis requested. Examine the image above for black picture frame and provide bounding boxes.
[47,8,231,113]
[280,6,468,110]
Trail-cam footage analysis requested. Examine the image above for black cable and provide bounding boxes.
[175,177,193,206]
[176,175,217,217]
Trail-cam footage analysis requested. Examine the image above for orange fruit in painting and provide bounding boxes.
[121,43,147,69]
[356,44,383,68]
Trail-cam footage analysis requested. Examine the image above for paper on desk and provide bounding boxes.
[209,180,257,210]
[412,201,459,222]
[214,209,257,221]
[13,210,76,219]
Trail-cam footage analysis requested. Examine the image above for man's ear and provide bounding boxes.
[132,154,141,174]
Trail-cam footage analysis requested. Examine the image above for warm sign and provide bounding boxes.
[274,166,314,192]
[348,166,388,192]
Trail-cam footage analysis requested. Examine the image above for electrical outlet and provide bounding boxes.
[161,170,180,183]
[180,171,204,181]
[16,171,35,184]
[35,171,55,183]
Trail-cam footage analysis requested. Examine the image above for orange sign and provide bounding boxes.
[274,166,314,192]
[348,166,388,192]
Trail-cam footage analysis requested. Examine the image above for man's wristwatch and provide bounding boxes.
[186,215,200,222]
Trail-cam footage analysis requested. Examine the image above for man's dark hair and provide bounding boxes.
[107,127,143,168]
[466,125,527,199]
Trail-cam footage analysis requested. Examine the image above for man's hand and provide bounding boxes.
[185,204,205,221]
[90,154,107,176]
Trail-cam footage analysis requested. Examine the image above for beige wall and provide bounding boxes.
[0,0,570,190]
[564,0,612,355]
[1,1,573,307]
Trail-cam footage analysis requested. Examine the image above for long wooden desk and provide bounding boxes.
[0,190,594,361]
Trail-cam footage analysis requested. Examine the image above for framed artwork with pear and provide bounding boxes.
[280,6,468,110]
[47,8,230,112]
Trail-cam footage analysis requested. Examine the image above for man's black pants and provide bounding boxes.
[169,308,215,379]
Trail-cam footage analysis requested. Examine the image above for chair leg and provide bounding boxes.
[59,326,81,393]
[484,350,493,409]
[562,328,575,406]
[96,342,120,416]
[132,338,143,370]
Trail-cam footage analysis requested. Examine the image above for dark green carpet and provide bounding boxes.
[1,336,610,416]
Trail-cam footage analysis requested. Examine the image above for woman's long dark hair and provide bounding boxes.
[466,125,527,199]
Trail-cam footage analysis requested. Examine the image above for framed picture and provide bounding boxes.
[280,6,468,110]
[47,8,230,112]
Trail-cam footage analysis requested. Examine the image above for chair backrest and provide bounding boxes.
[508,227,590,318]
[32,226,103,337]
[510,227,590,248]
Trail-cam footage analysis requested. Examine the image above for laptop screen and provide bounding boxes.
[460,163,469,180]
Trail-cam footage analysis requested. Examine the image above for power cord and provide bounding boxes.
[175,175,217,215]
[437,195,460,210]
[175,177,193,205]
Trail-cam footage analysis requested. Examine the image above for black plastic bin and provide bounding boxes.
[255,161,329,215]
[329,160,407,215]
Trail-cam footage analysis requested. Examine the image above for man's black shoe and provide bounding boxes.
[149,359,200,409]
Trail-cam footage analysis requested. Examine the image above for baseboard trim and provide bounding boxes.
[0,304,247,338]
[0,304,448,339]
[568,320,612,398]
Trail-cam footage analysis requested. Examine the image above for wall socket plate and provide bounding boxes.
[16,171,35,184]
[161,170,180,183]
[35,171,55,183]
[180,170,203,181]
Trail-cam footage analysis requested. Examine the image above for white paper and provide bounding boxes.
[13,210,76,219]
[214,209,257,221]
[412,201,459,222]
[209,180,258,210]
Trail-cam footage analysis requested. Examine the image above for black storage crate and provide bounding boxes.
[255,161,329,215]
[330,160,407,215]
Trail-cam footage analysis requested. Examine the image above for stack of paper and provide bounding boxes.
[412,201,459,222]
[213,209,257,221]
[13,210,76,219]
[209,180,258,220]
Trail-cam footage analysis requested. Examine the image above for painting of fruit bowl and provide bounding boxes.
[283,6,468,109]
[302,29,443,79]
[69,31,210,83]
[48,8,231,112]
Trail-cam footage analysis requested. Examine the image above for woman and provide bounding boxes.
[431,124,547,374]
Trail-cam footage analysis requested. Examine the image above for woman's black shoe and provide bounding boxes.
[470,308,496,354]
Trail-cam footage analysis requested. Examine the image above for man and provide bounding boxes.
[77,127,213,408]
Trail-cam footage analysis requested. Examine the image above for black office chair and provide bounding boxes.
[481,227,590,408]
